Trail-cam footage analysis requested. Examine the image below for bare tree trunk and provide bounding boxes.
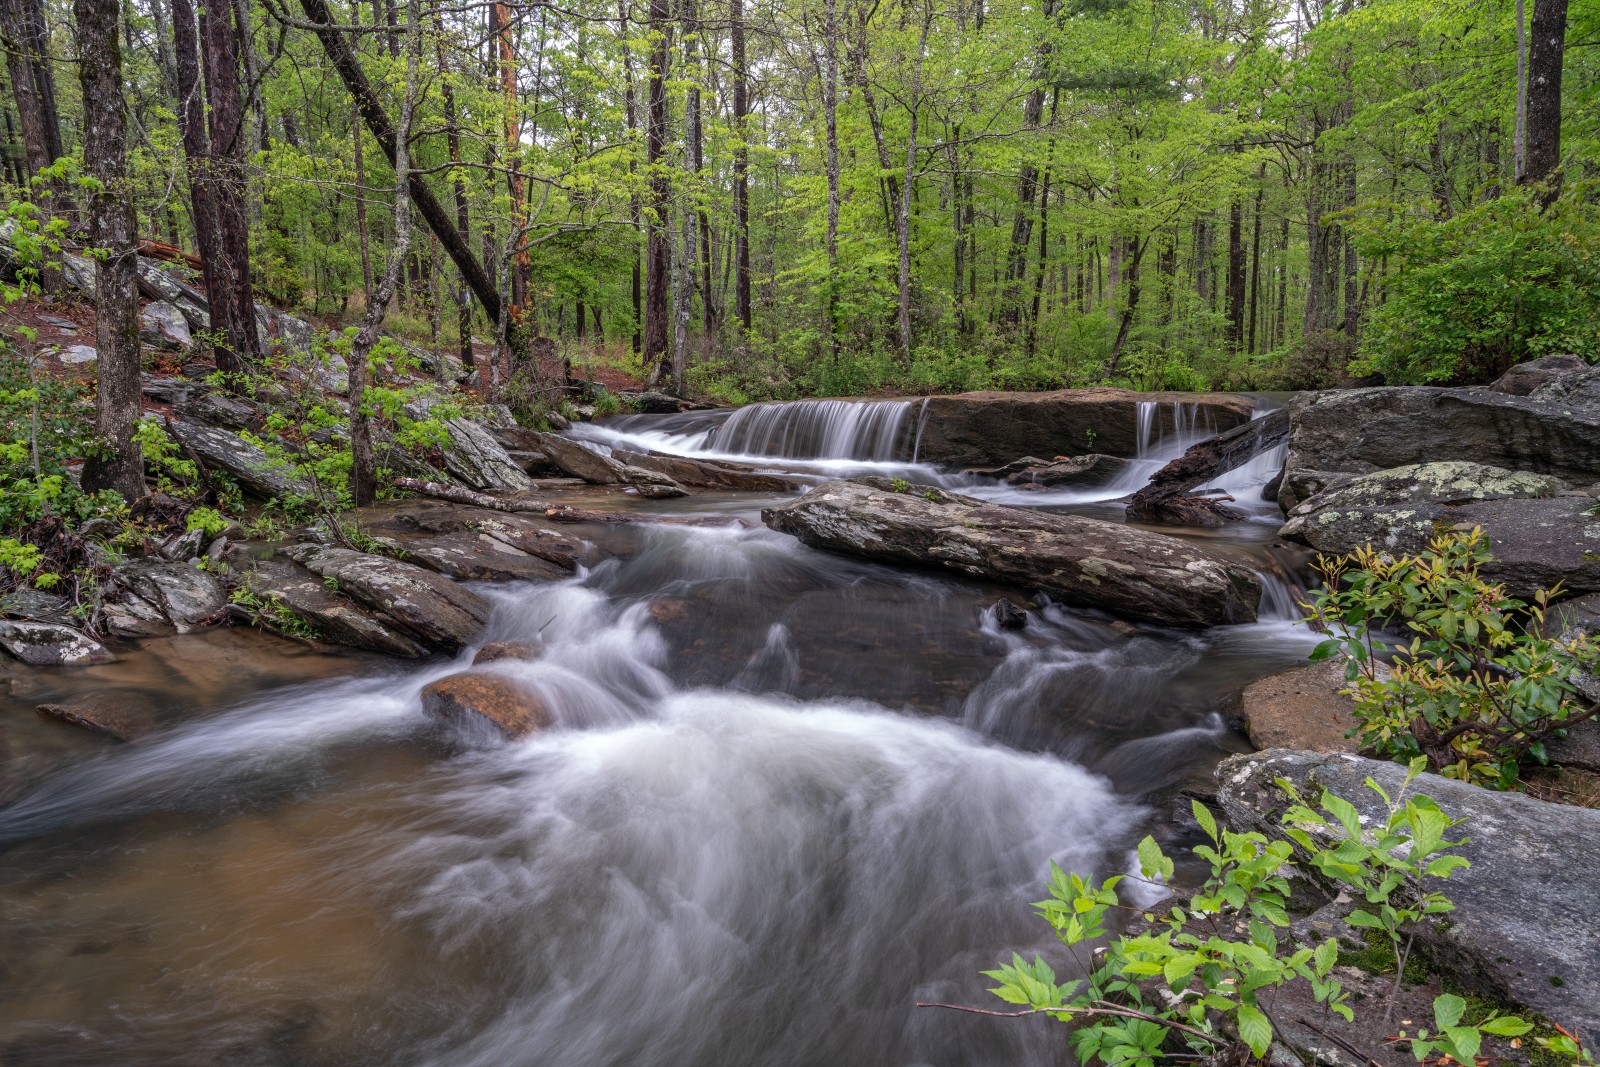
[895,3,933,361]
[352,102,373,297]
[644,0,671,381]
[75,0,142,501]
[823,0,841,356]
[1521,0,1567,193]
[1003,0,1054,327]
[617,0,643,353]
[686,0,714,337]
[731,0,752,332]
[1226,188,1245,352]
[439,42,475,370]
[1247,166,1264,354]
[0,0,64,178]
[199,0,264,371]
[348,0,421,507]
[1514,0,1527,182]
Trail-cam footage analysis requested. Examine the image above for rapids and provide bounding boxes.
[0,396,1316,1066]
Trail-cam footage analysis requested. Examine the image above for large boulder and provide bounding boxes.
[1488,354,1589,396]
[762,479,1261,628]
[1278,384,1600,512]
[280,544,490,653]
[139,300,193,350]
[420,670,549,739]
[1223,661,1361,753]
[100,558,227,636]
[134,260,209,329]
[532,432,688,498]
[0,620,115,666]
[386,502,587,572]
[36,694,160,741]
[1279,462,1600,598]
[610,448,804,492]
[168,419,316,500]
[405,399,532,492]
[902,389,1255,467]
[1218,749,1600,1037]
[231,554,427,657]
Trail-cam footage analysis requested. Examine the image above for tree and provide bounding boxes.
[1520,0,1568,193]
[73,0,141,501]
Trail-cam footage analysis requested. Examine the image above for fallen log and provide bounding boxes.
[137,238,204,270]
[393,477,749,528]
[1126,407,1288,526]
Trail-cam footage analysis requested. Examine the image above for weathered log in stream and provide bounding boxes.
[762,478,1261,628]
[1125,407,1289,526]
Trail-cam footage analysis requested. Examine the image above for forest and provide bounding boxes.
[2,0,1596,413]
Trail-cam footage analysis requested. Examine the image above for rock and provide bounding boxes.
[140,376,197,405]
[104,558,227,634]
[231,555,427,657]
[1550,593,1600,705]
[420,671,549,739]
[38,314,79,331]
[281,544,490,653]
[1002,453,1131,488]
[60,251,97,295]
[36,695,159,741]
[139,300,193,349]
[1278,386,1600,513]
[610,448,799,492]
[621,390,691,414]
[761,479,1261,628]
[1282,465,1600,599]
[1217,749,1600,1036]
[473,640,542,664]
[262,308,317,355]
[405,399,532,492]
[904,389,1256,467]
[1489,354,1589,396]
[1128,408,1291,524]
[531,432,687,497]
[401,531,571,583]
[134,259,209,329]
[992,597,1028,630]
[387,502,587,571]
[168,419,316,500]
[0,587,74,625]
[0,620,115,666]
[1224,661,1362,752]
[58,344,97,365]
[177,388,260,431]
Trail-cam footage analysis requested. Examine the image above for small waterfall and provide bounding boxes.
[910,397,932,464]
[705,398,915,461]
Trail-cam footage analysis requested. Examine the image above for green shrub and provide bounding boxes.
[1301,529,1600,788]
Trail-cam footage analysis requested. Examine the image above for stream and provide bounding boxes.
[0,396,1321,1067]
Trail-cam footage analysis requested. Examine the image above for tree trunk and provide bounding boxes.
[300,0,501,324]
[1520,0,1567,192]
[896,5,933,361]
[1105,237,1147,374]
[823,0,841,356]
[1247,167,1264,354]
[349,0,421,507]
[199,0,264,371]
[439,43,475,369]
[731,0,751,332]
[74,0,142,501]
[618,0,643,353]
[352,103,373,297]
[644,0,671,381]
[0,0,64,179]
[1225,189,1245,352]
[1003,0,1055,327]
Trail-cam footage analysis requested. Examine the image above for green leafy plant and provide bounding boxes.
[229,586,320,640]
[889,477,911,493]
[971,768,1570,1066]
[1302,529,1600,787]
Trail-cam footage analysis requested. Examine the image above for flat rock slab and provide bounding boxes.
[0,620,115,666]
[611,448,804,492]
[1224,660,1361,752]
[37,696,159,741]
[104,558,227,635]
[281,544,489,653]
[1217,750,1600,1036]
[420,670,549,739]
[383,501,588,571]
[762,478,1261,628]
[401,531,571,584]
[533,433,687,497]
[232,555,427,657]
[906,388,1255,466]
[168,419,316,501]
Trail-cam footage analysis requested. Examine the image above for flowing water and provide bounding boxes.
[0,394,1316,1067]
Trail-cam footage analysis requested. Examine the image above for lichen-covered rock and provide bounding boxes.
[386,501,588,571]
[105,558,227,634]
[134,260,209,329]
[405,399,532,492]
[280,544,490,652]
[532,432,687,497]
[1278,387,1600,513]
[1217,750,1600,1037]
[420,670,550,739]
[0,620,115,666]
[1282,464,1600,598]
[401,530,571,583]
[168,419,315,500]
[232,555,427,657]
[762,478,1261,628]
[139,300,193,350]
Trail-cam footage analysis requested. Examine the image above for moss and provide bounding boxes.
[1336,929,1433,985]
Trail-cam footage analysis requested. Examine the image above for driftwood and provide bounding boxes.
[138,238,204,270]
[1126,407,1289,526]
[393,477,750,528]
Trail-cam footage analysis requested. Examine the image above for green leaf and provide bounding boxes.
[1432,993,1466,1029]
[1191,800,1218,842]
[1478,1016,1533,1037]
[1236,1003,1272,1058]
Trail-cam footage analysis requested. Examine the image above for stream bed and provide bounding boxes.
[0,398,1321,1067]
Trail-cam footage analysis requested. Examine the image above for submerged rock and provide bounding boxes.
[36,694,159,741]
[1217,749,1600,1037]
[420,670,549,739]
[762,478,1261,628]
[472,640,543,664]
[905,388,1255,466]
[610,449,804,493]
[281,544,489,653]
[0,620,115,666]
